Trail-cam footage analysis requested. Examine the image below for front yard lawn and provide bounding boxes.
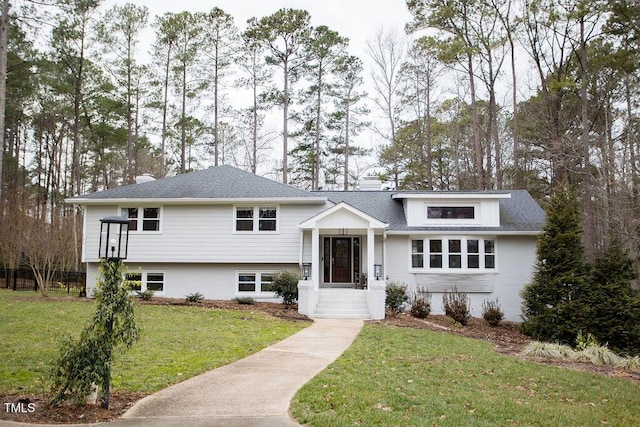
[291,324,640,426]
[0,290,310,395]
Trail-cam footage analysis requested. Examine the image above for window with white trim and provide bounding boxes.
[234,206,278,232]
[237,272,276,293]
[126,271,164,292]
[121,207,161,232]
[427,206,475,219]
[411,237,496,271]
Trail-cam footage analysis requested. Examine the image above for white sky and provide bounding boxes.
[103,0,413,60]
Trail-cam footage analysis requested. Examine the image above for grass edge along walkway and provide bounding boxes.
[0,290,310,395]
[291,324,640,426]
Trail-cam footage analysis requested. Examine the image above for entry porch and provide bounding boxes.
[297,202,387,319]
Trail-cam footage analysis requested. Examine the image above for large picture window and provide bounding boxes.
[411,237,496,271]
[235,206,278,232]
[121,207,161,232]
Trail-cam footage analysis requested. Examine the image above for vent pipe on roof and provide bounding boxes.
[359,176,382,191]
[135,175,156,184]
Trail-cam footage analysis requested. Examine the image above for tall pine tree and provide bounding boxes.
[521,190,590,344]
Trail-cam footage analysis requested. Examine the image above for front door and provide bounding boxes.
[332,237,352,283]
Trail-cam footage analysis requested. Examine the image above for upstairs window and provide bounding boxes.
[235,206,278,232]
[427,206,475,219]
[121,207,160,232]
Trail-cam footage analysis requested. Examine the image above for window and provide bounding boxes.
[237,272,276,294]
[121,207,160,232]
[147,273,164,291]
[411,240,424,268]
[427,206,475,219]
[235,206,278,232]
[411,237,496,271]
[467,240,480,269]
[485,240,495,269]
[429,239,443,268]
[126,271,164,292]
[448,239,462,268]
[126,272,142,291]
[238,273,256,291]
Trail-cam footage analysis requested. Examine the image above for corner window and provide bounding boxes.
[121,207,161,232]
[235,206,278,232]
[427,206,475,219]
[411,237,496,271]
[237,272,276,294]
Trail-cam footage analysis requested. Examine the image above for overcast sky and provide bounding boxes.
[103,0,413,60]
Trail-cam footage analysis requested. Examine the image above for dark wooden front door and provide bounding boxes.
[332,238,352,283]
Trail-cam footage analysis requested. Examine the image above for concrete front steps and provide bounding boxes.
[312,289,371,319]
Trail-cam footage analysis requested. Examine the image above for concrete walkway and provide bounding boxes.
[1,319,363,427]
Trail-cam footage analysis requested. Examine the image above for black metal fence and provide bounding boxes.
[0,268,86,295]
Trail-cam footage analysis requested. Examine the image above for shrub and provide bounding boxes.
[410,289,431,319]
[272,270,300,306]
[385,282,409,316]
[234,297,255,305]
[442,287,471,325]
[185,292,204,303]
[135,290,154,301]
[481,298,504,326]
[521,341,576,359]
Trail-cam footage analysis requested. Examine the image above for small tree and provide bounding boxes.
[521,190,590,344]
[272,270,300,306]
[50,260,140,408]
[585,241,640,355]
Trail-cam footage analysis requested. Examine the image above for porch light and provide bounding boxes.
[374,264,382,280]
[99,216,130,261]
[302,263,311,280]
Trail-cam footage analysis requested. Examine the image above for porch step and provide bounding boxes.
[312,289,371,319]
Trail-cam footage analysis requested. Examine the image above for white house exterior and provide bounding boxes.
[68,165,545,321]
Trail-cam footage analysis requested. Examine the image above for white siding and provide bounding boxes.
[86,262,299,301]
[83,203,329,263]
[385,234,537,321]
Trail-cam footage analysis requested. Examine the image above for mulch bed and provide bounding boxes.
[2,298,638,424]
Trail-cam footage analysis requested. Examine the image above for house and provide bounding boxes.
[68,165,545,321]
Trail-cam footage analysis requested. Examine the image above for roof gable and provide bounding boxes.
[299,202,388,230]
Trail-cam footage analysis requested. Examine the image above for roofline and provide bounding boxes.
[385,230,541,236]
[66,197,328,206]
[391,193,511,200]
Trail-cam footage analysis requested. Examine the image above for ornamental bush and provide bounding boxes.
[442,287,471,325]
[272,270,300,306]
[481,298,504,326]
[385,282,409,316]
[410,289,431,319]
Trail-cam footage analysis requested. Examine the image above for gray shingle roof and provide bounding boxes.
[70,165,544,233]
[316,189,545,233]
[71,165,321,201]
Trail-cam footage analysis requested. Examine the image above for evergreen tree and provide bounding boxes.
[521,190,590,344]
[587,240,640,355]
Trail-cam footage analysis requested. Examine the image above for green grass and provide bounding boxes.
[0,289,309,395]
[291,324,640,426]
